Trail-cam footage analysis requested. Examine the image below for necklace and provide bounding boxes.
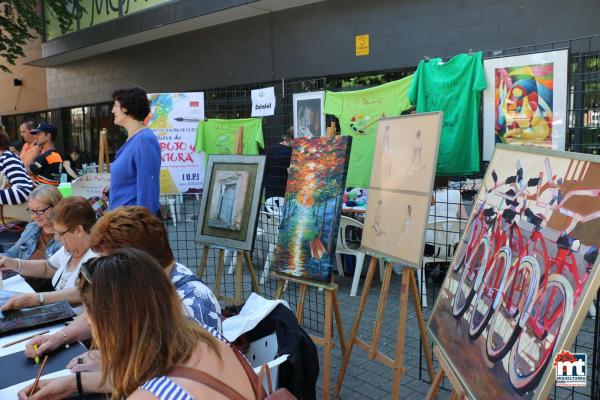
[56,269,75,291]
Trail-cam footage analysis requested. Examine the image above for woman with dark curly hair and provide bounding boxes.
[109,87,160,214]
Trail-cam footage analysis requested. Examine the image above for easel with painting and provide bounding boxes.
[336,113,443,399]
[425,346,467,400]
[334,257,435,399]
[270,272,345,400]
[196,127,262,304]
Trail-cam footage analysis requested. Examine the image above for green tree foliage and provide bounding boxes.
[0,1,83,72]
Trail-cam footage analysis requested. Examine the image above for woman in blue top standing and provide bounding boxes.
[109,87,161,215]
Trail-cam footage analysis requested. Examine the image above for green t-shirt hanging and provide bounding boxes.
[195,118,264,155]
[408,52,486,176]
[324,75,413,188]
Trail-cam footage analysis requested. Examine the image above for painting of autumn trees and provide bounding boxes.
[272,136,351,282]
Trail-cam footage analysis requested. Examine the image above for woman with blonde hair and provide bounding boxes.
[20,248,257,400]
[0,185,63,291]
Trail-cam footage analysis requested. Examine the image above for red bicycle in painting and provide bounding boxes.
[451,164,529,320]
[485,196,600,392]
[506,218,598,391]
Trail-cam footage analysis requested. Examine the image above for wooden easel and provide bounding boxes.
[425,346,467,400]
[335,257,435,399]
[271,272,345,400]
[98,128,110,173]
[196,126,260,304]
[198,246,261,304]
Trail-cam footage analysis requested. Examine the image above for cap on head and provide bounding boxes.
[31,123,58,139]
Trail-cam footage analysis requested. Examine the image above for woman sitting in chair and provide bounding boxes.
[0,186,63,291]
[0,196,97,311]
[20,249,258,400]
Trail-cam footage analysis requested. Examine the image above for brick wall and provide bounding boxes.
[0,38,48,115]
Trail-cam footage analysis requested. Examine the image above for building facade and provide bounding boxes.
[1,0,599,161]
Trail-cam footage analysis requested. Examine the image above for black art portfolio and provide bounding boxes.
[0,291,75,336]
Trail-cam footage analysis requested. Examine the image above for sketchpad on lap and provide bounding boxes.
[0,343,87,389]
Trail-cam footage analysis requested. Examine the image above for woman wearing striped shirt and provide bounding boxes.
[0,131,33,205]
[19,249,256,400]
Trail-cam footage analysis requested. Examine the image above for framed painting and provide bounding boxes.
[429,144,600,400]
[482,49,569,161]
[293,91,326,138]
[195,155,265,251]
[271,136,351,282]
[361,112,442,267]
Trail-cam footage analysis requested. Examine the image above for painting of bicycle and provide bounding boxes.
[429,144,600,400]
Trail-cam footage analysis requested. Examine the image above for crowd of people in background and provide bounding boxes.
[0,87,283,400]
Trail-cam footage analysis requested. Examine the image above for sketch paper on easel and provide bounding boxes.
[370,114,441,192]
[361,113,442,267]
[362,189,428,266]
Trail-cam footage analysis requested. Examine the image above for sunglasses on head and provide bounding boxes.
[80,257,98,284]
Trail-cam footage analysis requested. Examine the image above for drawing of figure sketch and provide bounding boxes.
[405,130,426,176]
[382,125,392,177]
[372,199,386,235]
[398,204,413,244]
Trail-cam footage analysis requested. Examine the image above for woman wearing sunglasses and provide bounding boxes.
[20,249,256,400]
[0,186,63,291]
[0,196,97,311]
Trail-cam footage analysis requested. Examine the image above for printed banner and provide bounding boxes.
[146,92,206,193]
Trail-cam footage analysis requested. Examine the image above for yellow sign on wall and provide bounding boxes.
[355,34,370,56]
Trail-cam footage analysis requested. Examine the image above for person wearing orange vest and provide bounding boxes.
[29,123,63,186]
[19,120,41,172]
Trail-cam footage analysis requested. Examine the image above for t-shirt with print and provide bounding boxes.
[408,52,486,176]
[195,118,264,156]
[324,76,413,188]
[170,262,222,331]
[30,149,63,186]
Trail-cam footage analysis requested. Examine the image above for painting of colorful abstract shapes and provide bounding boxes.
[482,50,568,161]
[429,145,600,400]
[495,63,553,147]
[271,136,351,282]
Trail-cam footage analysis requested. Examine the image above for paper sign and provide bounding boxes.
[71,173,111,199]
[251,87,276,117]
[355,34,369,56]
[146,92,206,193]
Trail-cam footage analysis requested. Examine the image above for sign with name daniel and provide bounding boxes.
[251,87,276,117]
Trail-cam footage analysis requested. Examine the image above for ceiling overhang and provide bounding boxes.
[27,0,325,68]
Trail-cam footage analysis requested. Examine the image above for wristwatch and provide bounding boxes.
[38,292,45,305]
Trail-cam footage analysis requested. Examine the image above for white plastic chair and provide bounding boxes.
[265,197,285,216]
[159,194,183,226]
[247,333,289,389]
[421,218,464,307]
[259,211,282,284]
[336,216,383,296]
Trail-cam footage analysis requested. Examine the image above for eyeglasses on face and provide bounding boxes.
[26,205,52,216]
[54,228,71,240]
